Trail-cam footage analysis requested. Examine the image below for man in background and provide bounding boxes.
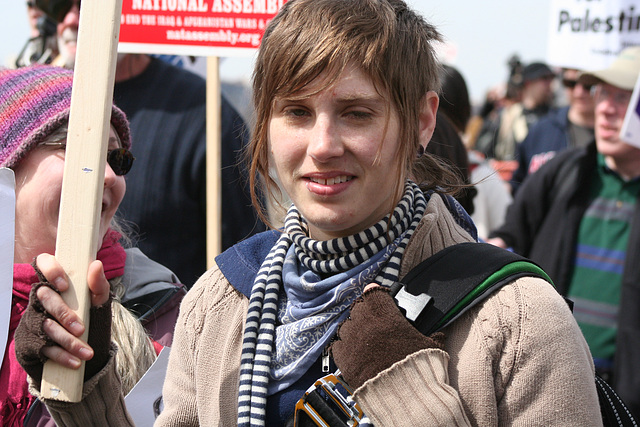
[13,1,57,67]
[487,47,640,417]
[476,61,556,161]
[510,67,595,193]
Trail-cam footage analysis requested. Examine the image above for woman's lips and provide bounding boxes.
[305,174,354,196]
[308,175,353,185]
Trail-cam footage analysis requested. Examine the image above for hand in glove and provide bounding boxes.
[330,285,445,390]
[14,254,113,385]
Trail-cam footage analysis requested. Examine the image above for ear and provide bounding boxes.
[419,91,439,150]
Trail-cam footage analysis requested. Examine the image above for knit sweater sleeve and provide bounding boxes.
[29,345,135,427]
[484,277,601,426]
[31,265,249,426]
[353,349,472,425]
[155,264,247,426]
[353,277,602,426]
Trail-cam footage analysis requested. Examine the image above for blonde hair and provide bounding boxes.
[108,217,156,394]
[109,277,157,394]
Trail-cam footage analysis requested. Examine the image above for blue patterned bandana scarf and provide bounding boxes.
[237,180,427,426]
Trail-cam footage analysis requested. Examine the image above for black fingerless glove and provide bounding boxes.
[84,298,113,380]
[330,287,445,390]
[14,263,113,385]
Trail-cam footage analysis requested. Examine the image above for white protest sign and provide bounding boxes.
[547,0,640,70]
[621,74,640,148]
[0,168,15,368]
[125,347,171,424]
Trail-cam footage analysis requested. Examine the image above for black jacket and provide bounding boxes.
[510,106,572,194]
[114,58,265,288]
[490,142,640,417]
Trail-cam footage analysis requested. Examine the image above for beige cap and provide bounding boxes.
[579,46,640,91]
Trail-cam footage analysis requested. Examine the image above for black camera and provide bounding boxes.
[35,0,79,23]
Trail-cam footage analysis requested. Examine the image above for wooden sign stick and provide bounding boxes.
[206,56,222,266]
[41,0,123,402]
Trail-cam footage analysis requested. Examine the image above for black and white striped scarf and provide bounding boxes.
[237,180,427,426]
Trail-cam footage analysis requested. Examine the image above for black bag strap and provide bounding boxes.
[393,242,637,427]
[596,375,639,426]
[392,242,551,335]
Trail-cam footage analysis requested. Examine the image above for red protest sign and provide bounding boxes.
[118,0,286,56]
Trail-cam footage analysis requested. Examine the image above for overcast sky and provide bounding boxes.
[1,0,552,104]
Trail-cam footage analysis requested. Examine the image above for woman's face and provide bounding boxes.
[268,65,404,241]
[13,126,125,263]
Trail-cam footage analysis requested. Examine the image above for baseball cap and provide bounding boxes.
[578,46,640,91]
[522,62,555,83]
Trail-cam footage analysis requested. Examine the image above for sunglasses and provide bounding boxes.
[41,142,135,176]
[34,0,80,23]
[107,147,135,176]
[562,78,593,91]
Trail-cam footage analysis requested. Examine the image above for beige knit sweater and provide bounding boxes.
[39,195,602,426]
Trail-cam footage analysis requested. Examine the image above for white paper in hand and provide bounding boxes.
[0,168,16,368]
[621,74,640,149]
[125,346,171,424]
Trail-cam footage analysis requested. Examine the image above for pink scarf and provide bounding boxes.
[0,230,126,426]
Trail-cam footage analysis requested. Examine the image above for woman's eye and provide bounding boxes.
[285,108,308,118]
[346,110,372,120]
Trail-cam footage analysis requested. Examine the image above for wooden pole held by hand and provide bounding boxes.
[40,0,123,402]
[206,56,222,267]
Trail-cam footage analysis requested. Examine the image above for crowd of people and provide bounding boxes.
[2,0,639,425]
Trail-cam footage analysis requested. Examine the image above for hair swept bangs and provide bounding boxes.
[247,0,444,226]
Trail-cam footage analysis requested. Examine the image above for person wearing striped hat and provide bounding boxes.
[1,64,185,426]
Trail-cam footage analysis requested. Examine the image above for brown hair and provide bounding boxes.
[247,0,462,226]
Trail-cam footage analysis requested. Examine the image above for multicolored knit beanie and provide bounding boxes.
[0,64,131,169]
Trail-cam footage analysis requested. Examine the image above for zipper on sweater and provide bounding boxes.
[322,347,330,373]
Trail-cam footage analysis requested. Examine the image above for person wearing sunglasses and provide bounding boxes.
[510,67,595,194]
[488,46,640,418]
[0,65,186,426]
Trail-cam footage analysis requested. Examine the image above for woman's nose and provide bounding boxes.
[307,116,344,161]
[104,160,117,188]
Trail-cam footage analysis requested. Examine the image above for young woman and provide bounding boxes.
[1,65,185,426]
[15,1,601,425]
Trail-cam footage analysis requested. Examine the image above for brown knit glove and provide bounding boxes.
[14,282,59,385]
[14,270,113,385]
[330,286,445,390]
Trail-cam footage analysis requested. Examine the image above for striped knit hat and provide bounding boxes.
[0,65,131,169]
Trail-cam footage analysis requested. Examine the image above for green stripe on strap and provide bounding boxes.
[435,261,553,330]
